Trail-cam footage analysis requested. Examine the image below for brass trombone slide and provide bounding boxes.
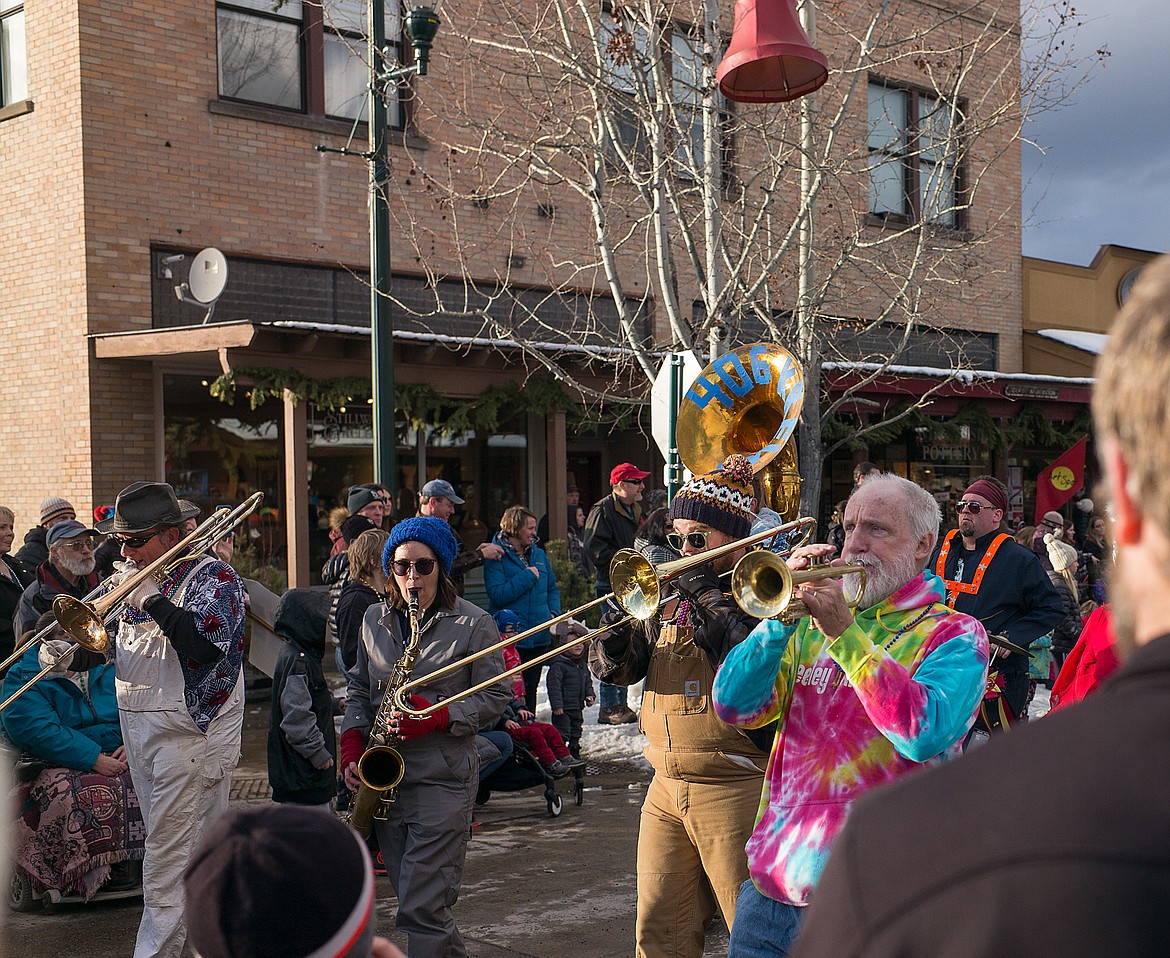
[0,493,264,713]
[394,516,816,719]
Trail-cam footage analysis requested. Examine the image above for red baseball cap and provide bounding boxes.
[610,462,650,486]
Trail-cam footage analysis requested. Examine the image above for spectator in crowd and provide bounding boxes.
[1082,513,1111,603]
[1045,533,1084,673]
[340,517,510,957]
[0,505,36,675]
[268,589,335,808]
[336,529,392,675]
[184,805,406,958]
[1049,603,1120,710]
[322,514,379,663]
[537,483,581,544]
[1032,510,1065,571]
[13,496,76,569]
[484,506,561,713]
[546,634,595,758]
[633,506,679,567]
[327,504,352,558]
[417,478,503,596]
[14,518,101,637]
[585,462,648,725]
[348,485,387,531]
[564,504,596,581]
[851,461,880,488]
[713,473,987,957]
[493,696,584,779]
[793,248,1170,958]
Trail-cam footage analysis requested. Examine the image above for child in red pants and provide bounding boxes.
[498,702,585,779]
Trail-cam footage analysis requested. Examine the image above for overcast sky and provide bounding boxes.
[1021,1,1170,266]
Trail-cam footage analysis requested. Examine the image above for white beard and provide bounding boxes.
[56,550,95,578]
[842,551,921,609]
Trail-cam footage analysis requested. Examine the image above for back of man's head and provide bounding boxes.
[1094,253,1170,542]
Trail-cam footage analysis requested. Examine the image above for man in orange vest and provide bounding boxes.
[930,476,1061,741]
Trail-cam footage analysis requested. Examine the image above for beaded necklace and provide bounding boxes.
[875,601,937,651]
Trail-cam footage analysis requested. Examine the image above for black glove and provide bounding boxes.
[670,564,722,599]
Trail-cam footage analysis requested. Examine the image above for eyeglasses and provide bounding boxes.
[667,530,713,551]
[60,539,94,553]
[391,558,437,577]
[115,531,160,549]
[956,501,999,515]
[622,479,645,486]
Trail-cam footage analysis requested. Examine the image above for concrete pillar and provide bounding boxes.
[283,389,309,587]
[547,411,568,542]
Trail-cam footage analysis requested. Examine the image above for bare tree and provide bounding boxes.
[379,0,1103,512]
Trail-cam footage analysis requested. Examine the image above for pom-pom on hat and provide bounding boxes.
[668,454,758,540]
[383,516,459,575]
[39,497,75,526]
[184,805,377,958]
[1045,533,1078,573]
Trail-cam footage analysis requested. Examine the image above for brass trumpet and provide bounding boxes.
[0,493,264,713]
[732,552,868,622]
[393,517,816,719]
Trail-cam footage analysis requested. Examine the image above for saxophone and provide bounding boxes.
[348,590,422,839]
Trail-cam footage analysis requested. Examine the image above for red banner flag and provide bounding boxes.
[1034,437,1088,523]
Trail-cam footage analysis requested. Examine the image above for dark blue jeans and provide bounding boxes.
[728,880,804,958]
[595,579,628,709]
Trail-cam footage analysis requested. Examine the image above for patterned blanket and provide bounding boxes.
[11,766,145,900]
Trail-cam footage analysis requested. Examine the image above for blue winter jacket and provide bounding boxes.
[483,533,561,649]
[0,643,122,771]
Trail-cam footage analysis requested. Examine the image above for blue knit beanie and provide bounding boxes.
[383,516,459,575]
[493,609,522,632]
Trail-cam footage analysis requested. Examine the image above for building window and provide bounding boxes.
[1,0,28,106]
[867,80,963,228]
[216,0,404,127]
[601,11,724,178]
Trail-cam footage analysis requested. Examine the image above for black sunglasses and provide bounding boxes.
[623,479,645,486]
[115,530,161,549]
[667,530,713,551]
[391,558,437,577]
[956,501,999,515]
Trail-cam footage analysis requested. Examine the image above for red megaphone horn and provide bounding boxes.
[716,0,828,103]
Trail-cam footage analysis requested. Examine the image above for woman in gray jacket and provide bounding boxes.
[340,517,510,958]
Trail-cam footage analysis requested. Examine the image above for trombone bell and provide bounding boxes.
[51,595,112,653]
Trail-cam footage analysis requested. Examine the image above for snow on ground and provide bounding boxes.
[530,678,651,769]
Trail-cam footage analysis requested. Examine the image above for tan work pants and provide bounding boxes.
[635,771,763,958]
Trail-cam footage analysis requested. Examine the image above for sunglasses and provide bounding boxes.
[622,479,645,486]
[391,558,437,577]
[60,539,95,553]
[956,501,999,515]
[667,530,713,551]
[115,531,161,549]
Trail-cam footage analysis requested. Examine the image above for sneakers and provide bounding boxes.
[598,704,638,725]
[559,754,587,770]
[544,760,571,779]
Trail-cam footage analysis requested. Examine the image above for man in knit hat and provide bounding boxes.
[184,804,405,958]
[1031,509,1066,571]
[591,454,773,956]
[712,472,989,957]
[13,495,77,568]
[930,475,1063,737]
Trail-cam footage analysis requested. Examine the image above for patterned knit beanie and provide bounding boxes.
[39,496,75,526]
[383,516,459,575]
[668,454,758,540]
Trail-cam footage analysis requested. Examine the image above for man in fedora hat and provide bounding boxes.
[71,481,248,958]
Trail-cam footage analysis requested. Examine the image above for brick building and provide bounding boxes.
[2,0,1054,579]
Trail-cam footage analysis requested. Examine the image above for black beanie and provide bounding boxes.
[184,807,376,958]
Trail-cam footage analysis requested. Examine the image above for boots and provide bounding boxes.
[598,704,638,725]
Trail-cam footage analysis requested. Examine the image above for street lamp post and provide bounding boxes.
[364,1,439,488]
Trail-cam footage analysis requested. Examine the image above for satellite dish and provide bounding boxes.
[174,248,229,324]
[187,248,228,304]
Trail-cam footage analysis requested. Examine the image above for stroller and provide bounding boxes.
[475,739,584,816]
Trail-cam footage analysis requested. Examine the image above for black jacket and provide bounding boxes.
[12,527,47,570]
[1048,572,1083,654]
[268,589,335,805]
[795,633,1170,958]
[582,494,638,586]
[0,555,36,676]
[546,651,595,714]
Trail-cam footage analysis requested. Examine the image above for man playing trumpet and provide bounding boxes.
[712,473,988,957]
[590,454,773,958]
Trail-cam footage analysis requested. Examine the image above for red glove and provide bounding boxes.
[339,728,366,770]
[396,694,450,740]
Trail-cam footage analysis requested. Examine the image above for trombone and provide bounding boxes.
[393,516,816,719]
[0,493,264,713]
[731,552,868,623]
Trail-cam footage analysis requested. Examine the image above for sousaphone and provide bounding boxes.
[676,342,805,518]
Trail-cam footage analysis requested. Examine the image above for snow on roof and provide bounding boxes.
[1034,329,1108,355]
[821,361,1094,386]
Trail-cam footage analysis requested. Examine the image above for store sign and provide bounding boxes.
[1004,384,1059,400]
[919,441,978,463]
[309,406,373,446]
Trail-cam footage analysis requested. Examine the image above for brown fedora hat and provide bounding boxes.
[95,481,201,535]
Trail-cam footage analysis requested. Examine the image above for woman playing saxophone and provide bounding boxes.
[340,516,510,958]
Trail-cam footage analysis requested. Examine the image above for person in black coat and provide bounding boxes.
[545,632,595,757]
[0,506,36,677]
[268,589,336,807]
[795,249,1170,958]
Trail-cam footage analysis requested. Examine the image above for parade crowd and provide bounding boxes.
[3,255,1170,958]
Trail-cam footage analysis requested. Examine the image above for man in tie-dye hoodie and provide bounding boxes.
[712,473,988,957]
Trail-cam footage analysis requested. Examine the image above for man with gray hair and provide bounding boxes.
[711,473,989,957]
[14,519,101,636]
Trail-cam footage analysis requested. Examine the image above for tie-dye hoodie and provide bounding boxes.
[712,570,987,905]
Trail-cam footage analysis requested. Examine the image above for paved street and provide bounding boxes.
[4,694,732,958]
